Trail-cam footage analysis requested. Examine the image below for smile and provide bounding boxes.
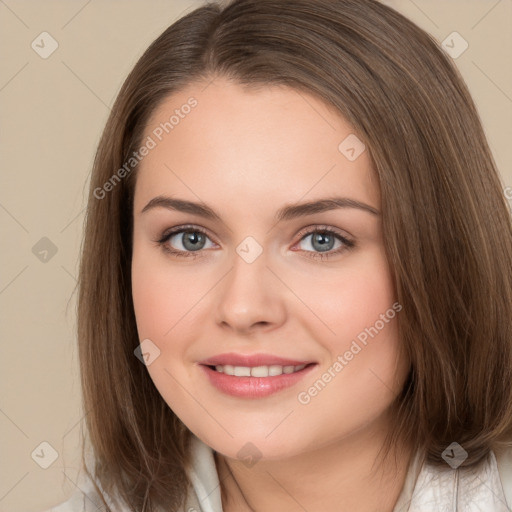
[212,364,307,377]
[199,362,317,398]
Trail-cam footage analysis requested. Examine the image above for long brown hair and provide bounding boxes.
[77,0,512,510]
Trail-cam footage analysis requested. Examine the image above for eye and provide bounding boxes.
[155,224,355,260]
[156,225,216,258]
[293,226,355,260]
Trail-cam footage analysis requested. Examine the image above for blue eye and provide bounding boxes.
[157,226,215,258]
[156,225,355,260]
[294,227,355,260]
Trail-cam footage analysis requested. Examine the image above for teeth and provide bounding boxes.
[234,366,251,377]
[214,364,307,377]
[251,366,269,377]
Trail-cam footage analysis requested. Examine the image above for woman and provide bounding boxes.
[45,0,512,510]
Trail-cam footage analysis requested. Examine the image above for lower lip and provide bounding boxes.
[199,364,317,398]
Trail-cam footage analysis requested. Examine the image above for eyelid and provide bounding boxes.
[157,223,352,243]
[294,224,354,242]
[155,223,355,259]
[157,224,217,244]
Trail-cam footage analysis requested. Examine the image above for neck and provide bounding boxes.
[215,414,413,512]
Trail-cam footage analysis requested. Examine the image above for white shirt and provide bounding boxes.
[44,434,512,511]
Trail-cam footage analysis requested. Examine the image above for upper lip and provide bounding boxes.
[199,352,315,367]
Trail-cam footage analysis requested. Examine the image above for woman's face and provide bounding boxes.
[131,76,409,460]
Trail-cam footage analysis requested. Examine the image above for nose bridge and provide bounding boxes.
[215,239,285,332]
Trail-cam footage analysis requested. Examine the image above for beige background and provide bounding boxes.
[0,1,511,511]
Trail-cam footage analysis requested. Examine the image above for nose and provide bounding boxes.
[214,248,287,336]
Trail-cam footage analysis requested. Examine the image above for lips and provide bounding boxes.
[199,352,314,367]
[198,352,318,398]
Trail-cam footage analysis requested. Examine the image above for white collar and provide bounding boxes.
[395,447,510,511]
[185,434,511,512]
[186,434,224,512]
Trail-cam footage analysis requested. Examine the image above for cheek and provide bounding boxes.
[131,243,211,400]
[295,310,405,444]
[131,243,204,341]
[287,249,398,351]
[292,251,405,407]
[131,250,199,418]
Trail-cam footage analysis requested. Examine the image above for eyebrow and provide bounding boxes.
[140,195,380,221]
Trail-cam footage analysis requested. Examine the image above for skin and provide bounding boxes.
[131,76,412,511]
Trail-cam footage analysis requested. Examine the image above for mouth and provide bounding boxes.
[198,355,318,398]
[205,362,316,377]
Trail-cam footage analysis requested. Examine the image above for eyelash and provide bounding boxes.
[155,224,355,261]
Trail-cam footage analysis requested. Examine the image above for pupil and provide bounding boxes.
[184,231,204,251]
[314,233,333,252]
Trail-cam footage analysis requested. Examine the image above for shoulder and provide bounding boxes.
[496,445,512,507]
[399,446,512,511]
[40,491,96,512]
[39,472,117,512]
[40,490,87,512]
[40,437,219,512]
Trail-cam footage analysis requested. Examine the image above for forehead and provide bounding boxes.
[135,77,379,213]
